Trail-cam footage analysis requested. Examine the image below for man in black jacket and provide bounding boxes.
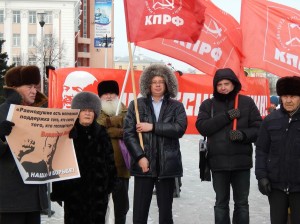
[124,64,187,224]
[0,66,48,224]
[255,76,300,224]
[196,68,262,224]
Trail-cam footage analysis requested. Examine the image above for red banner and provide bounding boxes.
[241,0,300,77]
[136,0,244,83]
[124,0,205,43]
[48,68,270,134]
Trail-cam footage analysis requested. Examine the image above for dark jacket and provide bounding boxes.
[195,71,262,171]
[255,106,300,193]
[0,87,48,212]
[123,96,187,178]
[51,120,117,223]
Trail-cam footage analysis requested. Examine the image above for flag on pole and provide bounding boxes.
[123,0,206,43]
[136,0,246,85]
[241,0,300,77]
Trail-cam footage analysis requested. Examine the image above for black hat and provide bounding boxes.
[71,92,101,118]
[276,76,300,96]
[5,66,40,87]
[97,80,119,97]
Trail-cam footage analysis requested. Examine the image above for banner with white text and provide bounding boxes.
[48,68,270,134]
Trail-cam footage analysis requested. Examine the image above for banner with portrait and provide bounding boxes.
[6,105,80,184]
[48,68,270,134]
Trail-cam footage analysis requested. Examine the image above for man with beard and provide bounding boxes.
[97,80,130,224]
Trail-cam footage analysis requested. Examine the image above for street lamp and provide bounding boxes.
[37,12,46,94]
[103,35,114,68]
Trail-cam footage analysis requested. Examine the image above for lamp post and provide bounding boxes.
[37,12,46,94]
[104,35,114,68]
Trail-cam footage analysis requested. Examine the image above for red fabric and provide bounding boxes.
[123,0,205,43]
[48,68,270,134]
[136,0,247,88]
[233,94,239,130]
[241,0,300,77]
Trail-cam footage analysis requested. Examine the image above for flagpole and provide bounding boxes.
[127,42,144,149]
[115,45,136,116]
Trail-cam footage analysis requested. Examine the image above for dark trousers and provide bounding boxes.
[212,170,250,224]
[133,177,175,224]
[0,211,41,224]
[112,178,129,224]
[268,189,300,224]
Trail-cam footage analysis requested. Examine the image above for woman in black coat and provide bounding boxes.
[51,92,117,224]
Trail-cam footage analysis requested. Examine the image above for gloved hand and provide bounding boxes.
[258,178,271,196]
[227,109,240,120]
[0,120,15,137]
[69,127,77,139]
[229,130,245,142]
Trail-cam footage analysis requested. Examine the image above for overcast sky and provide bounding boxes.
[113,0,300,71]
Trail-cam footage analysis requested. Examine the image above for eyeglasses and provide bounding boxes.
[151,80,165,85]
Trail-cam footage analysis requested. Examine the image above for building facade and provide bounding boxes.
[0,0,81,68]
[0,0,114,70]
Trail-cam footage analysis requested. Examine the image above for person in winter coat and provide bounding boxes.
[195,68,262,224]
[50,92,117,224]
[255,76,300,224]
[0,66,48,224]
[123,64,187,224]
[97,80,130,224]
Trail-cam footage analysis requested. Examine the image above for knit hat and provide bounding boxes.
[97,80,119,97]
[270,96,279,106]
[5,66,40,87]
[139,64,178,98]
[71,92,101,118]
[276,76,300,96]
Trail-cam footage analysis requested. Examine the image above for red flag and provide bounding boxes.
[136,0,247,87]
[241,0,300,77]
[123,0,205,43]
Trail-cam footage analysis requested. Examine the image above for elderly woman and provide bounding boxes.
[51,92,117,224]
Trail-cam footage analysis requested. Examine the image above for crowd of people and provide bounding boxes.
[0,64,299,224]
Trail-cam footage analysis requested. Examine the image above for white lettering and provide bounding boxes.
[274,48,300,70]
[145,15,184,26]
[174,40,222,62]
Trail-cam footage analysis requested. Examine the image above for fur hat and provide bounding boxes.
[5,66,40,87]
[97,80,119,97]
[276,76,300,96]
[139,64,178,98]
[71,92,101,118]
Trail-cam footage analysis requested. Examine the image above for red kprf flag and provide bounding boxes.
[136,0,244,79]
[241,0,300,77]
[123,0,206,43]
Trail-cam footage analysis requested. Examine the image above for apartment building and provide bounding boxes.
[0,0,114,69]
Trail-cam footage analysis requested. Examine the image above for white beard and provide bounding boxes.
[101,98,121,116]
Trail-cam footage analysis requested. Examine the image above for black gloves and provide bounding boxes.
[0,120,15,137]
[227,109,240,120]
[229,130,245,142]
[69,127,77,139]
[258,178,271,196]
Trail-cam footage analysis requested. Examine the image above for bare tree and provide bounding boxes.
[29,35,66,94]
